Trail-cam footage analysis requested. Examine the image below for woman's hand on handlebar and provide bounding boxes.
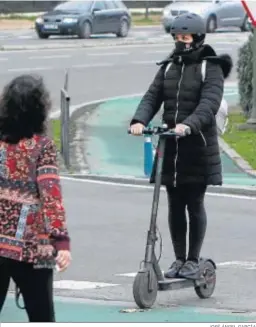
[174,124,190,136]
[130,123,145,135]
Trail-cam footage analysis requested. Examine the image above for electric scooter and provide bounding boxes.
[128,124,216,309]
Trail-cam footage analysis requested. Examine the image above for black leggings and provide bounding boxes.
[0,258,55,322]
[166,184,207,262]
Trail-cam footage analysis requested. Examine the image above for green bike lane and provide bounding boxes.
[2,294,256,322]
[84,85,256,186]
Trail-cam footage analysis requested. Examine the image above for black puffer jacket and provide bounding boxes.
[131,44,233,186]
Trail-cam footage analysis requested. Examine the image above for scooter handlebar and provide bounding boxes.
[127,125,191,137]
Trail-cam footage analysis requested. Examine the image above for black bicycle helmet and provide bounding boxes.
[171,12,206,47]
[171,12,206,34]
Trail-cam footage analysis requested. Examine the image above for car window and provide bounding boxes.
[55,1,93,11]
[113,0,126,9]
[93,1,106,10]
[105,1,116,9]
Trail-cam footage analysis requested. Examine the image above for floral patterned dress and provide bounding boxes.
[0,135,70,269]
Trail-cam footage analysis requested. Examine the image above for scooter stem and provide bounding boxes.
[144,136,166,264]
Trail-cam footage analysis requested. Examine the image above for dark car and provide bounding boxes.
[35,0,131,39]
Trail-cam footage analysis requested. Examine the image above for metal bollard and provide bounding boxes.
[144,124,154,177]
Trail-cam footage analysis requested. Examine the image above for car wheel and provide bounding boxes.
[78,21,92,39]
[241,15,250,32]
[116,19,129,38]
[37,31,49,39]
[206,15,217,33]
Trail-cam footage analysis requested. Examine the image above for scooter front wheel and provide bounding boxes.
[133,268,158,309]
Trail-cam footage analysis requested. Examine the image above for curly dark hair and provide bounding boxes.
[0,74,51,144]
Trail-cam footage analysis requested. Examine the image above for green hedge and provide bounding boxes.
[237,34,253,117]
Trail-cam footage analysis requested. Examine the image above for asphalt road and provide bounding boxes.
[55,177,256,312]
[0,31,247,111]
[0,25,245,44]
[1,28,254,315]
[0,25,160,39]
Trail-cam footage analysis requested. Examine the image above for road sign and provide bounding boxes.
[241,0,256,26]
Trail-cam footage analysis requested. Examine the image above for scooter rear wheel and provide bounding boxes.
[194,260,216,299]
[133,268,158,309]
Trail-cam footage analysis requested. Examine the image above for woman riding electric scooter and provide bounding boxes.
[130,13,233,280]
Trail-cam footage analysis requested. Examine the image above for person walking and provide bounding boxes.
[0,74,71,322]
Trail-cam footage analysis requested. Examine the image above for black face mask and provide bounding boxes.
[174,41,194,54]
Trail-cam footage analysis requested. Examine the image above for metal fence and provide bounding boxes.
[60,71,70,169]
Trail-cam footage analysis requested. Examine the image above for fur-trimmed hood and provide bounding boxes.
[200,44,233,79]
[157,44,233,79]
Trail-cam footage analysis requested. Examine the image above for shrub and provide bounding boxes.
[237,34,253,117]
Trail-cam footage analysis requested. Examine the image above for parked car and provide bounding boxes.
[35,0,131,39]
[162,0,249,33]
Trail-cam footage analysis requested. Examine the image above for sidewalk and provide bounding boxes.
[84,85,256,186]
[2,295,256,323]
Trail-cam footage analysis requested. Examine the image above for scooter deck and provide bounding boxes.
[158,277,205,291]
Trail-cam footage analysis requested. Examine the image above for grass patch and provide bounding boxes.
[50,119,61,150]
[0,14,37,21]
[132,13,161,26]
[223,112,256,169]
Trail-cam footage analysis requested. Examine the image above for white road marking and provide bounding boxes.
[18,35,34,39]
[0,36,244,55]
[87,52,128,56]
[8,66,53,72]
[224,92,238,97]
[116,272,142,277]
[53,280,119,290]
[60,176,256,201]
[218,261,256,269]
[146,50,169,54]
[116,261,256,277]
[50,261,256,291]
[28,54,71,60]
[215,48,232,51]
[72,63,114,69]
[132,60,156,65]
[214,41,244,45]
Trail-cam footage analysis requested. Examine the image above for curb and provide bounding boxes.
[50,84,237,119]
[62,94,144,174]
[61,173,256,197]
[64,93,256,197]
[57,86,256,197]
[218,137,256,178]
[50,92,143,120]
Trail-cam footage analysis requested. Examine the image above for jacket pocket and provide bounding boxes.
[199,131,207,147]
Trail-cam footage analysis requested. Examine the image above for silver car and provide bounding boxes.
[162,0,249,33]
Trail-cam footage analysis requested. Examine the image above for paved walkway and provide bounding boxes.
[84,85,256,186]
[2,295,256,323]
